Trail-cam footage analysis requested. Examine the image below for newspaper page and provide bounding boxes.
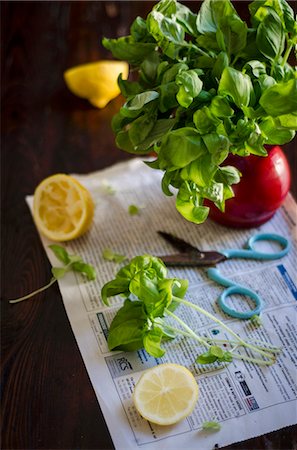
[27,158,297,450]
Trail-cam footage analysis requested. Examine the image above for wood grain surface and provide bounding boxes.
[1,2,296,449]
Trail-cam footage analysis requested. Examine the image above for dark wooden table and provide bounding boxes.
[1,2,296,449]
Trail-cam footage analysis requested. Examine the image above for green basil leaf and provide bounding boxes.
[202,421,221,432]
[147,10,185,58]
[51,267,67,280]
[196,0,237,34]
[212,52,229,80]
[158,82,179,112]
[143,327,165,357]
[216,166,241,185]
[123,91,159,116]
[49,244,70,265]
[130,16,150,42]
[210,345,224,358]
[176,70,203,108]
[259,78,297,116]
[116,130,140,154]
[101,277,131,306]
[161,171,174,196]
[217,13,248,56]
[278,113,297,130]
[107,300,147,351]
[260,116,296,144]
[137,119,176,152]
[193,107,218,134]
[175,2,198,36]
[160,62,188,84]
[118,74,142,97]
[210,96,234,119]
[158,128,207,169]
[243,60,267,78]
[176,182,209,224]
[181,153,216,187]
[218,67,253,108]
[102,37,156,66]
[256,9,285,61]
[71,262,97,281]
[140,51,160,85]
[196,352,218,364]
[202,133,230,165]
[202,181,224,204]
[111,111,134,134]
[128,113,157,147]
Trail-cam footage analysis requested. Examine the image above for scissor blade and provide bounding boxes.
[158,230,200,254]
[159,252,227,267]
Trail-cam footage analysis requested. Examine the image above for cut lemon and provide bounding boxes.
[133,363,199,426]
[64,60,129,108]
[33,174,94,241]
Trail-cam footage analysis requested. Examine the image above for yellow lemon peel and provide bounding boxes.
[64,60,129,108]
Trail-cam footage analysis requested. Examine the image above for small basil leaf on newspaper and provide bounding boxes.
[10,246,96,304]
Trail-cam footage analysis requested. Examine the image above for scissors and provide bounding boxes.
[158,231,290,320]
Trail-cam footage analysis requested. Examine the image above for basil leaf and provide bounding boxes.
[176,182,209,224]
[218,67,253,108]
[49,244,70,265]
[202,421,221,432]
[193,107,218,134]
[51,267,67,280]
[101,278,130,306]
[102,37,156,66]
[176,70,203,108]
[107,300,147,352]
[136,118,176,151]
[175,2,198,36]
[202,133,230,165]
[256,9,285,61]
[181,153,217,187]
[196,0,237,34]
[210,96,234,119]
[217,13,248,56]
[128,113,157,147]
[147,10,185,59]
[72,262,97,280]
[122,91,159,117]
[117,74,142,97]
[158,128,207,169]
[143,327,166,357]
[260,116,295,144]
[216,166,241,185]
[212,52,229,79]
[259,79,297,116]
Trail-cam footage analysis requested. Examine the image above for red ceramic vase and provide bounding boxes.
[208,145,291,228]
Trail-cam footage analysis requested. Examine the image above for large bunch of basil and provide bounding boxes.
[103,0,297,224]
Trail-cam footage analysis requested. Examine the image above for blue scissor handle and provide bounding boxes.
[222,233,290,260]
[207,267,264,320]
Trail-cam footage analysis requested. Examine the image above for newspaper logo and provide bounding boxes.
[245,396,260,411]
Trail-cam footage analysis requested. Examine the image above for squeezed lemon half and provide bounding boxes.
[33,174,94,241]
[133,363,199,426]
[64,60,129,108]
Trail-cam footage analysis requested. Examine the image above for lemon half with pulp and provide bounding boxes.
[133,363,199,426]
[33,174,94,241]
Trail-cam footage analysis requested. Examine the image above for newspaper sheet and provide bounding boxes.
[27,158,297,450]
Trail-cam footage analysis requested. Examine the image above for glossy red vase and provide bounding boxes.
[208,146,291,228]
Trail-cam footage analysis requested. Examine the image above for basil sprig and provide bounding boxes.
[103,0,297,224]
[101,254,281,366]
